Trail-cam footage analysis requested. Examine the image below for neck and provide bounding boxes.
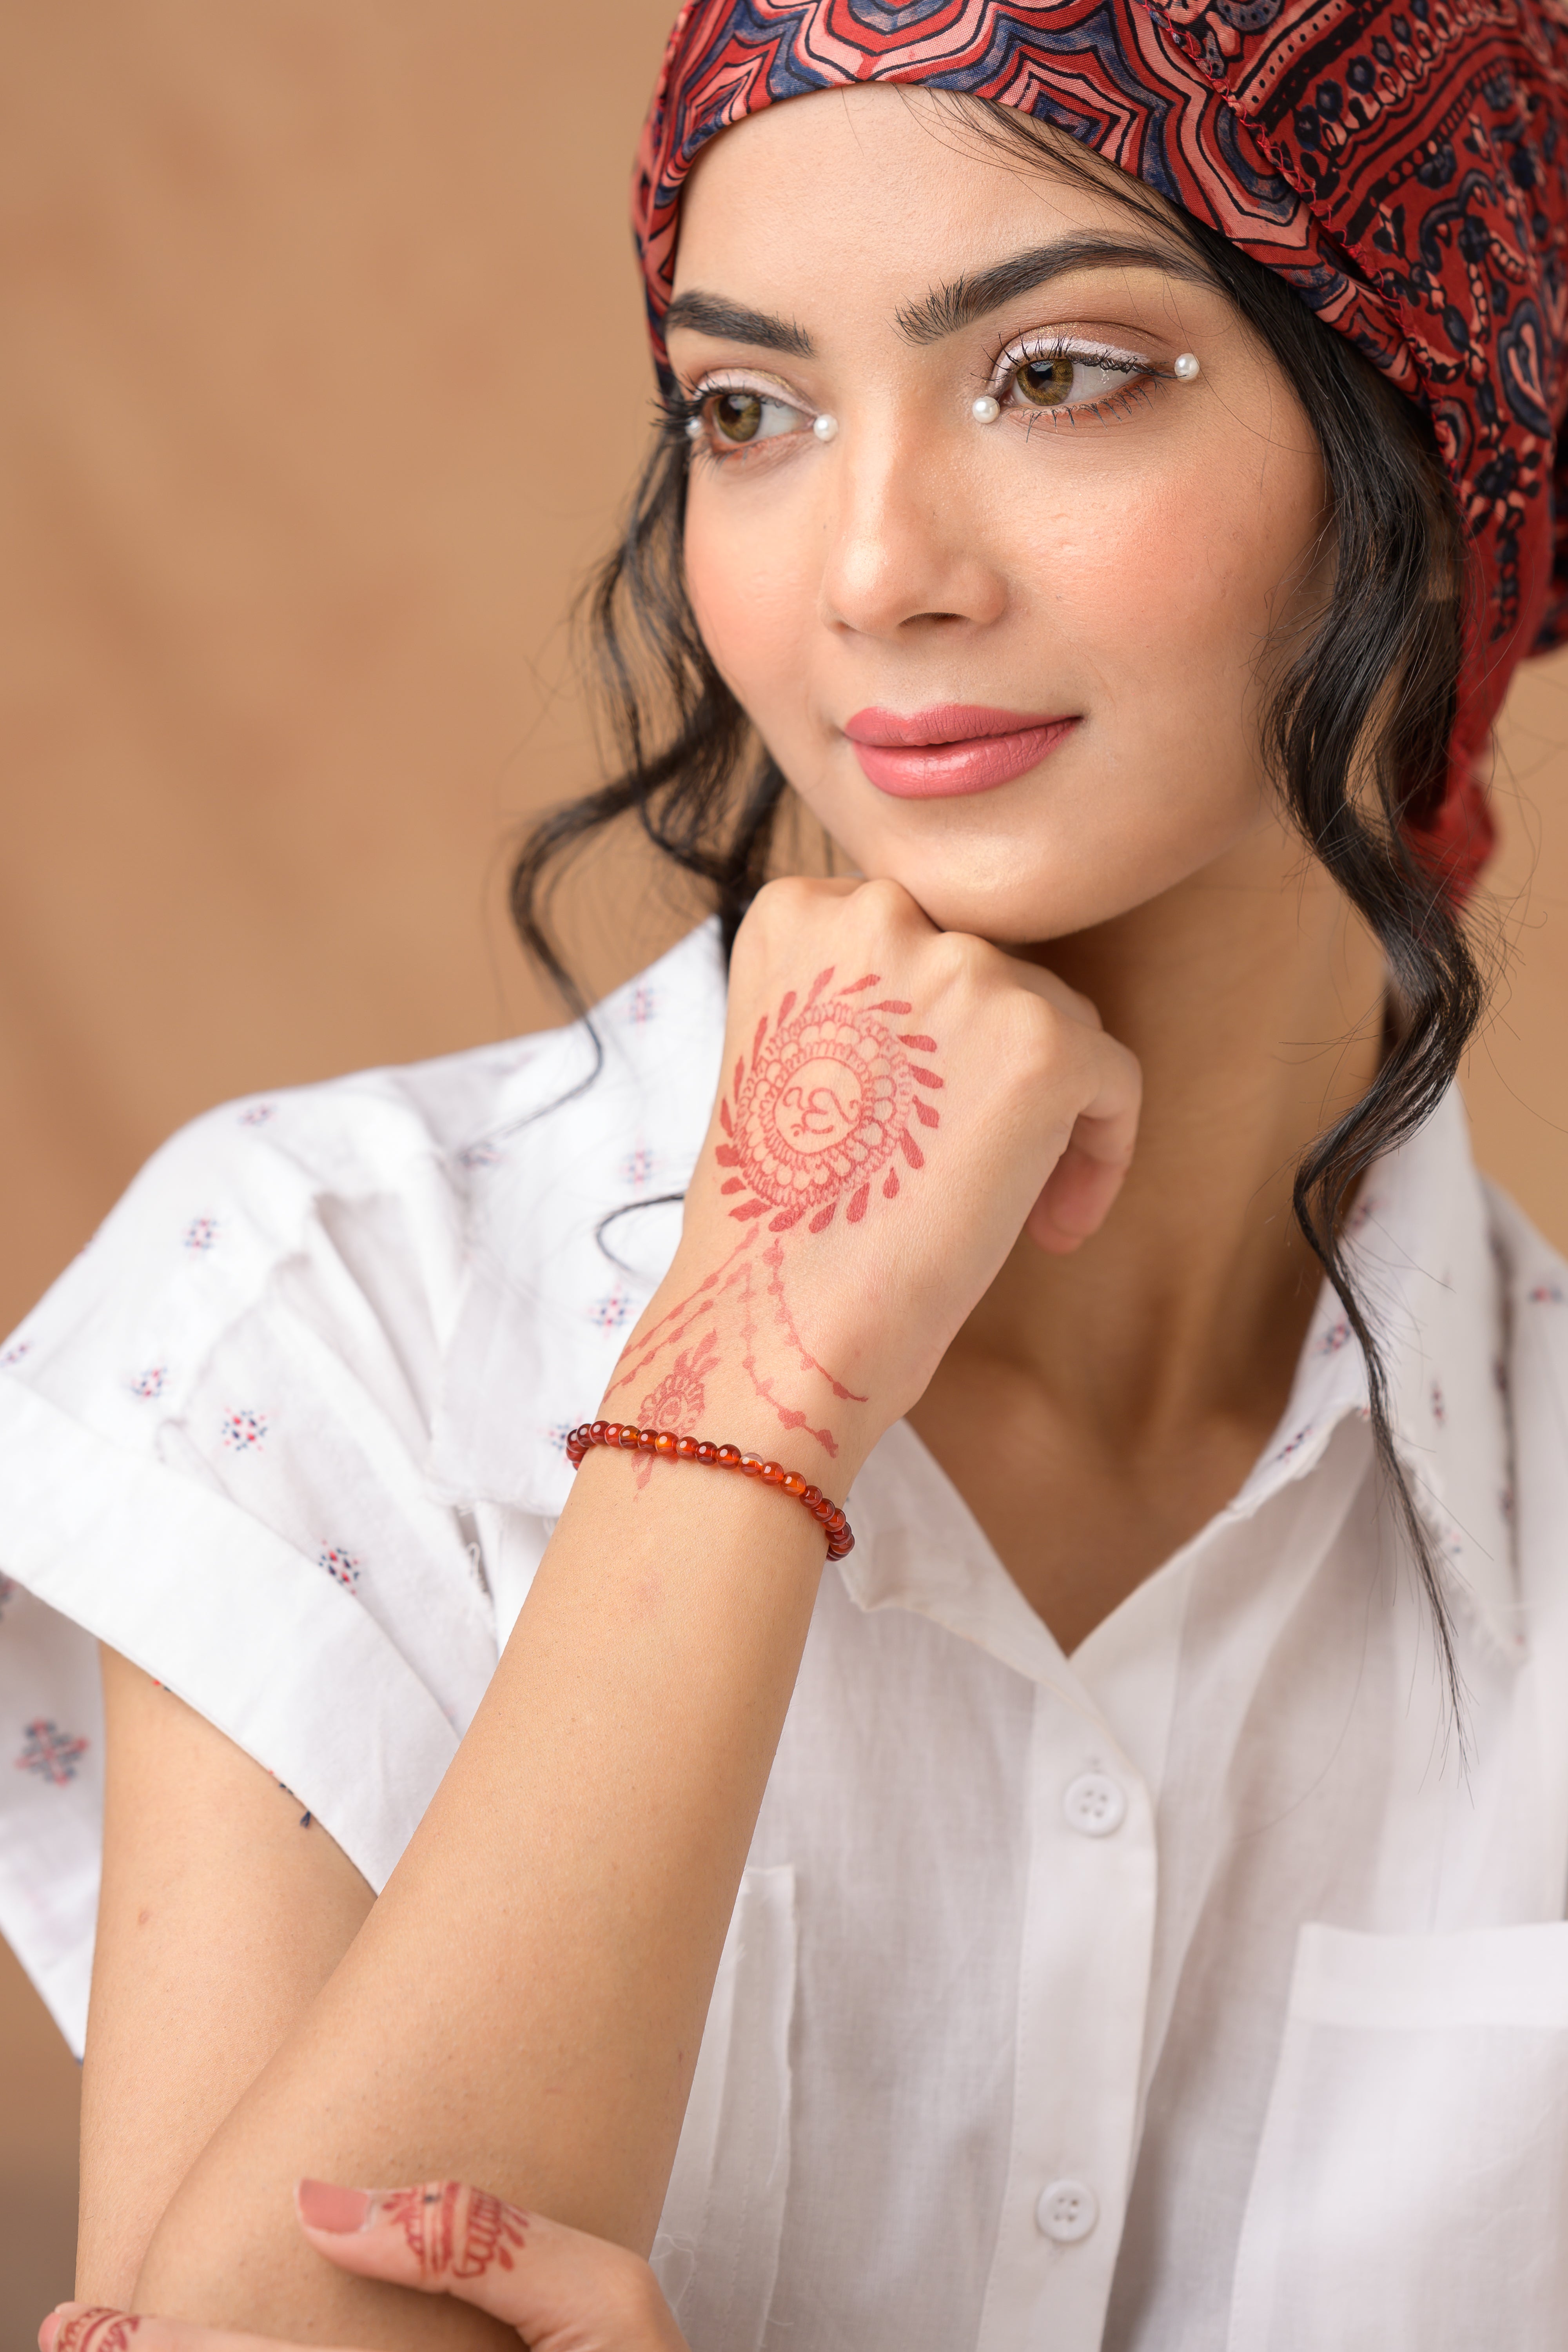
[1020,817,1385,1432]
[909,816,1387,1642]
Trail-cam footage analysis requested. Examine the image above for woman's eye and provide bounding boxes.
[1004,350,1141,412]
[707,389,806,446]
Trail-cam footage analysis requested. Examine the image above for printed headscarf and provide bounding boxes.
[633,0,1568,896]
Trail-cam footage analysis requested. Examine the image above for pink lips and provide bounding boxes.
[843,705,1079,798]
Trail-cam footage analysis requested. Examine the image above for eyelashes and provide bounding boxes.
[662,332,1167,461]
[985,334,1161,425]
[659,374,813,459]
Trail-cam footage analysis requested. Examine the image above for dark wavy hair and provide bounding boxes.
[510,101,1482,1710]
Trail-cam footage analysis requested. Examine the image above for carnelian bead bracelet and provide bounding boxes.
[564,1421,855,1560]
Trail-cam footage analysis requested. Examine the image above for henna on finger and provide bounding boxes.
[368,2179,528,2283]
[45,2312,144,2352]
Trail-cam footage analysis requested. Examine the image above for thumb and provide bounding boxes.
[297,2180,688,2352]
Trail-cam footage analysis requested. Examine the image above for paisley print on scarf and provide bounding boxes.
[634,0,1568,897]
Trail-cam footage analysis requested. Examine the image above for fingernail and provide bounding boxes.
[39,2310,73,2352]
[296,2179,374,2234]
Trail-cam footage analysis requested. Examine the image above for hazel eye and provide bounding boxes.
[708,389,806,445]
[999,347,1148,414]
[1014,353,1076,408]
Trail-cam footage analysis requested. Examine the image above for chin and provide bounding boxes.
[826,825,1214,947]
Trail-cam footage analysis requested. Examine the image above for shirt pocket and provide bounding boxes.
[651,1862,797,2352]
[1228,1920,1568,2352]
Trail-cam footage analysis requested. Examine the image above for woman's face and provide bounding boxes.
[669,89,1329,945]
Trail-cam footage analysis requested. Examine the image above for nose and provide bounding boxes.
[816,424,1008,641]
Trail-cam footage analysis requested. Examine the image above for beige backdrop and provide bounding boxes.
[2,5,1566,2334]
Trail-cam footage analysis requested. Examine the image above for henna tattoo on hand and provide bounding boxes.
[601,969,941,1458]
[717,966,941,1231]
[373,2178,529,2281]
[50,2314,142,2352]
[607,1228,860,1454]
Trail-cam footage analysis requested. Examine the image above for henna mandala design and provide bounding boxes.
[377,2179,528,2280]
[716,967,942,1232]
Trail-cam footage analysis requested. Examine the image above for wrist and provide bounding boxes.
[569,1419,858,1557]
[597,1242,888,1496]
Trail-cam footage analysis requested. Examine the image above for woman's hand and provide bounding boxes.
[45,2179,687,2352]
[113,900,1138,2327]
[602,875,1141,1481]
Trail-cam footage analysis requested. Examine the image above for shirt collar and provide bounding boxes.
[1223,1083,1518,1658]
[428,926,1518,1664]
[427,922,726,1519]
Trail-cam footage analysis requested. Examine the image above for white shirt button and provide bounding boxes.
[1062,1770,1127,1837]
[1036,2179,1099,2242]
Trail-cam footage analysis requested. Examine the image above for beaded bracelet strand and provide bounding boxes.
[565,1420,855,1559]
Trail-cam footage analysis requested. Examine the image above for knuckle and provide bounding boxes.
[934,929,991,988]
[593,2252,671,2332]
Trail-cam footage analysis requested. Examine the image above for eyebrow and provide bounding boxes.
[664,235,1213,361]
[662,291,814,354]
[895,235,1215,345]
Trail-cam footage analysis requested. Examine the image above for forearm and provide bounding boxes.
[132,1410,833,2337]
[127,878,1129,2339]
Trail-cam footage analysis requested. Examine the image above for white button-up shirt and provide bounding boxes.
[3,920,1568,2352]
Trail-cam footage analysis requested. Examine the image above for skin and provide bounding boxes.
[78,87,1385,2350]
[49,2177,685,2351]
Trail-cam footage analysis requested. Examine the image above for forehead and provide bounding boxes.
[670,85,1159,296]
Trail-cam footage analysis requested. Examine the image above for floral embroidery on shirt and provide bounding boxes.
[183,1215,220,1254]
[1316,1319,1352,1355]
[129,1365,167,1402]
[589,1289,635,1332]
[0,1340,32,1368]
[1528,1282,1565,1304]
[458,1139,504,1171]
[318,1545,361,1591]
[238,1103,276,1128]
[620,1142,657,1191]
[627,983,658,1028]
[1272,1425,1316,1465]
[1430,1380,1446,1425]
[15,1720,89,1786]
[544,1421,579,1455]
[220,1407,268,1453]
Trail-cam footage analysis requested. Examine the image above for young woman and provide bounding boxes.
[6,4,1568,2349]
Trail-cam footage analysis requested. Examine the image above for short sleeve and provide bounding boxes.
[0,1073,505,2048]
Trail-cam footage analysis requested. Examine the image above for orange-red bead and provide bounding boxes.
[564,1417,852,1558]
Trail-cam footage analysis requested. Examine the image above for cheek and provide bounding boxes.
[685,492,817,712]
[1018,447,1323,724]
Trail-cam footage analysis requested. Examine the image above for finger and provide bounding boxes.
[1005,956,1105,1034]
[1026,1039,1142,1253]
[42,2312,346,2352]
[298,2180,689,2350]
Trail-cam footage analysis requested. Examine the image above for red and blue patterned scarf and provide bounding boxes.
[634,0,1568,893]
